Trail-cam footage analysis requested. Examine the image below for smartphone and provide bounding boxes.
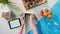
[8,18,21,29]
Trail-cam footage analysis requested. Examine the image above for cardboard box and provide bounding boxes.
[2,12,11,18]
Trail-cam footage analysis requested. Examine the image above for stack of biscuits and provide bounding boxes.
[40,8,52,19]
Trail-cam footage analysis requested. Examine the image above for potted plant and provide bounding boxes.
[0,0,23,16]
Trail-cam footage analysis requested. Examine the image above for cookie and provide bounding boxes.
[48,10,52,15]
[44,8,49,12]
[48,15,52,19]
[44,12,48,16]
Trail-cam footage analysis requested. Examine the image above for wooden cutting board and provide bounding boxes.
[22,0,46,10]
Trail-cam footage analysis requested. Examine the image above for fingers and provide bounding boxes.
[30,13,33,21]
[30,14,38,34]
[18,16,25,34]
[21,15,25,26]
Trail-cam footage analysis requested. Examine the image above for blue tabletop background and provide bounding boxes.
[40,0,60,34]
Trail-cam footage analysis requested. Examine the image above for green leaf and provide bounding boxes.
[0,0,11,5]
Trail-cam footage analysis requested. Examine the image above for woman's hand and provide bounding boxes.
[30,14,38,34]
[18,16,25,34]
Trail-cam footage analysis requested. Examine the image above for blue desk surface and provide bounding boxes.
[40,0,60,34]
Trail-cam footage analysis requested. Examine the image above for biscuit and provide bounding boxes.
[48,10,52,15]
[44,12,48,16]
[48,15,52,19]
[44,8,49,12]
